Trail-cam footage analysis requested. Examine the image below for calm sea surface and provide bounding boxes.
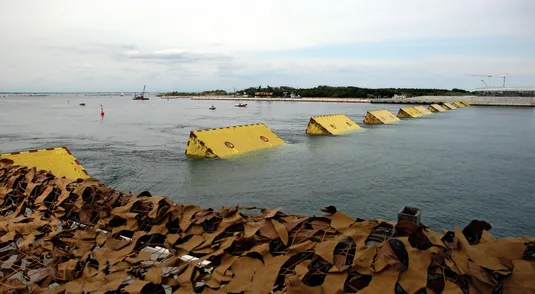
[1,94,534,237]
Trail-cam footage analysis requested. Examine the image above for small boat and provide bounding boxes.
[79,103,86,106]
[235,103,247,107]
[120,91,124,97]
[133,85,150,100]
[209,105,216,110]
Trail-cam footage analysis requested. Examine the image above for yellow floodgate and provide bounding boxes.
[397,107,423,118]
[442,102,457,110]
[0,147,90,179]
[185,123,286,159]
[306,114,361,135]
[413,105,433,115]
[364,109,400,124]
[452,101,465,108]
[459,101,470,106]
[428,104,447,112]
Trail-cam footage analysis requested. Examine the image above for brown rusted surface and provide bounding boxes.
[0,160,534,293]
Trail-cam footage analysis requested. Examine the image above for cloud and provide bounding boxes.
[71,63,94,71]
[122,49,228,63]
[0,0,533,91]
[4,0,534,51]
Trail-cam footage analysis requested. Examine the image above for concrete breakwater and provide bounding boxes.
[372,95,535,107]
[162,95,534,106]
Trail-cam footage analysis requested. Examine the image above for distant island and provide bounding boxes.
[159,85,473,98]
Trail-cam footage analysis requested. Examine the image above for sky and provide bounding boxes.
[1,0,534,92]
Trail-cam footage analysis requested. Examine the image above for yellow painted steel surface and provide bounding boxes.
[305,114,361,135]
[428,104,447,112]
[413,106,433,115]
[397,107,423,118]
[185,123,286,159]
[363,109,400,124]
[0,147,89,179]
[442,102,457,110]
[452,101,465,108]
[459,101,470,106]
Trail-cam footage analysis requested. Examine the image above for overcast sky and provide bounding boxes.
[1,0,534,92]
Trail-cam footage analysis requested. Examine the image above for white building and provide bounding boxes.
[475,87,535,97]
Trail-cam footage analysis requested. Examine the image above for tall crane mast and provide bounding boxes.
[471,74,507,87]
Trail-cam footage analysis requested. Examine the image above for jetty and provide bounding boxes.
[165,95,371,103]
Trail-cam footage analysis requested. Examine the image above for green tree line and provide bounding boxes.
[159,89,228,97]
[239,85,472,98]
[160,85,472,98]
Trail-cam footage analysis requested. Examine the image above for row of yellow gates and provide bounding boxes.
[184,101,469,159]
[0,101,469,178]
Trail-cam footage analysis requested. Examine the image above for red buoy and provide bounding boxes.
[100,105,105,117]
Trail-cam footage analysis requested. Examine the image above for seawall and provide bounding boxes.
[162,95,534,106]
[372,95,535,107]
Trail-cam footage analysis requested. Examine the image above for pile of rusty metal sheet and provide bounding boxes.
[0,159,534,293]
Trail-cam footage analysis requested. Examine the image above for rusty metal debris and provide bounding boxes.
[1,160,534,293]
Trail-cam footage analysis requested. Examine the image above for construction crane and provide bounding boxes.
[470,74,507,88]
[255,85,273,97]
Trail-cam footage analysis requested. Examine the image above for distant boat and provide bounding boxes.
[79,103,86,106]
[235,103,247,107]
[120,91,124,97]
[133,85,149,100]
[209,105,216,110]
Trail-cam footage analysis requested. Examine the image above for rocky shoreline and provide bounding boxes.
[1,160,534,293]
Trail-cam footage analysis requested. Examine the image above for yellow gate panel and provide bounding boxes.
[306,114,361,135]
[451,101,465,108]
[442,102,457,110]
[429,104,447,112]
[0,147,89,179]
[413,106,433,115]
[459,101,470,106]
[185,123,286,159]
[363,110,400,124]
[397,107,423,118]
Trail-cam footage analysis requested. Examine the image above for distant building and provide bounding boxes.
[476,87,535,97]
[283,92,301,98]
[393,94,407,99]
[255,92,273,97]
